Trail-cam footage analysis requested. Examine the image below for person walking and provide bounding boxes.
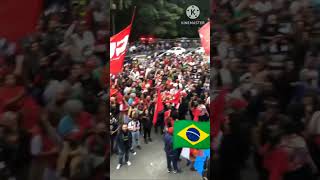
[141,109,152,144]
[128,112,141,150]
[116,123,133,170]
[163,127,181,173]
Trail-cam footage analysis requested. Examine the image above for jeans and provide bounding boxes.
[166,154,178,171]
[131,131,140,149]
[118,148,130,164]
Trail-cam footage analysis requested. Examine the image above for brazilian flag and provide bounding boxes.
[173,120,210,149]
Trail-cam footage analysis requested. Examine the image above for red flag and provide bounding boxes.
[153,90,164,125]
[172,90,181,105]
[198,22,210,56]
[110,88,118,97]
[211,89,228,137]
[0,0,43,42]
[110,24,132,74]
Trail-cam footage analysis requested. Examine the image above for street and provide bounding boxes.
[110,131,202,180]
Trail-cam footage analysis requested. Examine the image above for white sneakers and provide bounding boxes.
[116,161,131,170]
[133,152,137,156]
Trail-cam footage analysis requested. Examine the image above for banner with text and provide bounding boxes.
[110,24,132,74]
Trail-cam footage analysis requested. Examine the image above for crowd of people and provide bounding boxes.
[0,0,107,179]
[212,0,320,180]
[110,41,210,178]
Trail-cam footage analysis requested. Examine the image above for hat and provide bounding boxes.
[168,127,174,135]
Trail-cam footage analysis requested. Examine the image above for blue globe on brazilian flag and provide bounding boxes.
[173,120,210,149]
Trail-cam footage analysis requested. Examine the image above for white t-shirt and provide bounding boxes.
[128,120,140,132]
[124,87,131,95]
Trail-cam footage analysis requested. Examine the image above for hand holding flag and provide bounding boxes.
[110,7,136,74]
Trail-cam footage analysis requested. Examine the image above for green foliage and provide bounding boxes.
[113,0,210,38]
[133,1,184,38]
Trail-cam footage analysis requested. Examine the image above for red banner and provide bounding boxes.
[110,25,132,74]
[198,22,210,56]
[0,0,43,42]
[153,90,164,125]
[211,89,227,137]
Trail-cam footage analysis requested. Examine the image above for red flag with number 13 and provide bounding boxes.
[110,25,132,74]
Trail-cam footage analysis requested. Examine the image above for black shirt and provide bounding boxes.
[117,131,132,151]
[122,132,130,149]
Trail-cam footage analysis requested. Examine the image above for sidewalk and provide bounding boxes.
[110,131,201,180]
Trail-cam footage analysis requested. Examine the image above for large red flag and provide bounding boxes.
[0,0,43,42]
[110,24,132,74]
[153,90,164,125]
[198,22,210,56]
[171,90,181,105]
[211,89,228,137]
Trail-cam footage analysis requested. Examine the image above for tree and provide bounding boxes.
[113,0,210,38]
[133,0,184,38]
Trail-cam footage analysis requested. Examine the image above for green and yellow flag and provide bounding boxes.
[173,120,210,149]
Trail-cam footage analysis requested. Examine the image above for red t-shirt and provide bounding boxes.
[261,144,289,180]
[131,97,140,106]
[192,108,201,122]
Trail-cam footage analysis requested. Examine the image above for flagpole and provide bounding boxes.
[131,6,136,25]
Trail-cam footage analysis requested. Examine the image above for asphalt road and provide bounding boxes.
[110,131,202,180]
